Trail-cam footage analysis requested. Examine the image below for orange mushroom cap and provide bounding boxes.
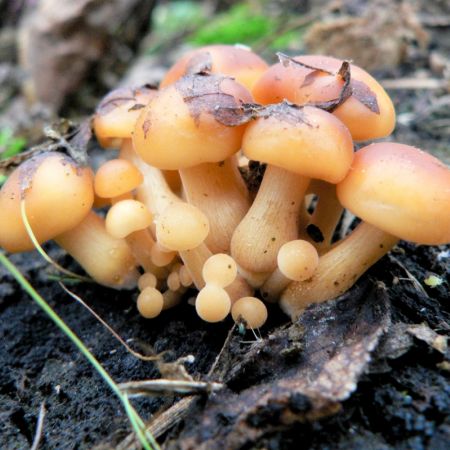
[242,103,354,183]
[133,73,253,170]
[253,55,395,141]
[0,152,94,253]
[93,85,158,147]
[94,159,143,198]
[160,44,268,91]
[337,143,450,245]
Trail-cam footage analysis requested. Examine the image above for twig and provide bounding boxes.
[118,379,223,397]
[30,402,46,450]
[380,78,448,90]
[207,323,236,376]
[389,255,429,297]
[116,324,237,449]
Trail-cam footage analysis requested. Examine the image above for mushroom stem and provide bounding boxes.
[179,157,250,253]
[162,288,186,310]
[280,222,398,319]
[306,181,343,254]
[231,165,310,275]
[125,230,168,279]
[54,211,139,289]
[120,141,180,219]
[180,242,253,302]
[260,269,291,303]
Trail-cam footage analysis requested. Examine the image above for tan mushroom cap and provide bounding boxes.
[133,74,253,170]
[160,44,268,90]
[337,143,450,245]
[93,85,158,146]
[155,202,210,251]
[253,55,395,141]
[231,296,268,329]
[0,153,94,253]
[242,104,354,183]
[105,199,152,239]
[94,159,143,198]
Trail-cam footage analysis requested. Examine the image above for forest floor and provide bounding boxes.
[0,1,449,449]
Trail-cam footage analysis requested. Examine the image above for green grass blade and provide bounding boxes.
[0,251,160,449]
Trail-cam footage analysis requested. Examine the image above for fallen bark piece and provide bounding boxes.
[173,281,390,450]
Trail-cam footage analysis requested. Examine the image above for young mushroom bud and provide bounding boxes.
[202,253,238,288]
[105,200,152,239]
[194,253,239,323]
[261,240,319,302]
[281,143,450,319]
[155,202,210,251]
[231,297,268,329]
[195,284,231,323]
[137,287,164,319]
[138,272,157,291]
[94,159,143,202]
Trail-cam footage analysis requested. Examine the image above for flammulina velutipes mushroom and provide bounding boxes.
[1,45,449,328]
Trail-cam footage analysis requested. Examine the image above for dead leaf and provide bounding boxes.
[175,74,254,127]
[175,281,391,449]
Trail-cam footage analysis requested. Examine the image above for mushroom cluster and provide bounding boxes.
[1,45,449,325]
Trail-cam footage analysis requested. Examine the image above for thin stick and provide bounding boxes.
[380,78,447,90]
[30,402,46,450]
[389,255,430,297]
[116,324,238,448]
[118,379,223,397]
[59,282,160,362]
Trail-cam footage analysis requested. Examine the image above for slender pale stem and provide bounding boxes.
[231,165,310,275]
[179,157,250,253]
[121,141,180,219]
[306,181,343,254]
[260,269,291,303]
[280,222,398,319]
[55,212,139,289]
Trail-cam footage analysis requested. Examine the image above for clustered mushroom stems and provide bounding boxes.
[121,140,253,300]
[3,44,450,327]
